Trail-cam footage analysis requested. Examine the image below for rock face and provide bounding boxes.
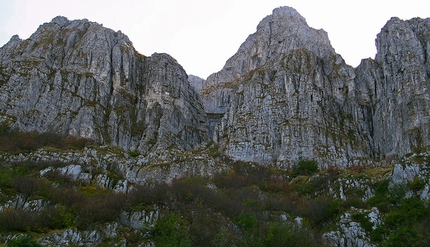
[188,74,205,93]
[355,17,430,159]
[200,7,430,168]
[0,16,208,154]
[201,7,368,168]
[1,8,430,168]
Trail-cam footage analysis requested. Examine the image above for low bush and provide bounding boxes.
[126,183,169,209]
[0,128,93,153]
[303,197,339,227]
[0,205,74,233]
[371,226,389,243]
[76,193,127,229]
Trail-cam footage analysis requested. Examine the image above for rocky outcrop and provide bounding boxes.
[39,222,154,247]
[323,208,381,247]
[0,16,208,154]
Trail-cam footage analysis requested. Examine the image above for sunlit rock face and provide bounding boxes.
[0,16,208,154]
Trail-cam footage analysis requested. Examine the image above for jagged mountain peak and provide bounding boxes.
[196,6,359,166]
[256,6,331,52]
[0,16,208,154]
[200,5,336,114]
[208,7,334,81]
[51,15,73,26]
[256,6,307,32]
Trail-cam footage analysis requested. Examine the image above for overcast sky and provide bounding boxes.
[0,0,429,78]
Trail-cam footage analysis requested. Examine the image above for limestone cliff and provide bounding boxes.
[355,17,430,159]
[201,7,430,168]
[1,8,430,169]
[0,16,208,154]
[202,7,368,168]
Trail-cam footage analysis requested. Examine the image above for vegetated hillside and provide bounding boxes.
[1,5,430,247]
[0,128,430,246]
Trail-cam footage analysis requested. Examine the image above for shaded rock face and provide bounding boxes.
[0,16,208,153]
[200,7,430,168]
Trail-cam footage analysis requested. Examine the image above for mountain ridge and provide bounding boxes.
[1,6,430,168]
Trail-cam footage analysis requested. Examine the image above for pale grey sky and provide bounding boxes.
[0,0,429,78]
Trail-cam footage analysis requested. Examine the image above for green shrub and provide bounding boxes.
[371,226,389,242]
[292,159,319,176]
[383,197,430,246]
[351,213,373,232]
[128,150,140,157]
[383,225,420,247]
[211,227,232,247]
[39,205,75,230]
[236,212,258,230]
[0,206,74,233]
[367,179,391,212]
[407,176,426,192]
[152,214,192,247]
[264,221,323,247]
[385,198,427,227]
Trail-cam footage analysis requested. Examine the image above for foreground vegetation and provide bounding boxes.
[0,129,430,246]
